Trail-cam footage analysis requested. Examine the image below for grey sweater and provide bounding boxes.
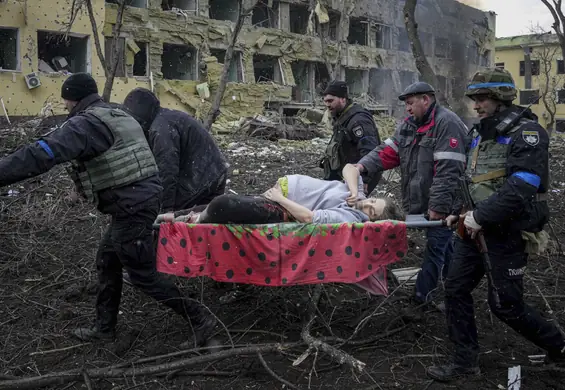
[286,175,369,224]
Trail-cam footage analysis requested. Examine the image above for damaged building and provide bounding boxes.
[0,0,495,126]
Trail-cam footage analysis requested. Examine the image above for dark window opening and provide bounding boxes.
[253,54,281,83]
[37,31,88,73]
[314,62,330,96]
[348,19,368,46]
[289,4,309,34]
[161,0,197,11]
[556,119,565,133]
[519,89,540,105]
[133,41,148,76]
[345,68,365,96]
[495,62,505,70]
[520,60,540,76]
[161,43,197,80]
[557,59,564,75]
[435,37,450,59]
[398,28,411,52]
[291,61,313,102]
[209,0,239,22]
[375,24,391,50]
[557,89,565,104]
[252,0,278,28]
[210,48,243,82]
[104,37,126,77]
[0,28,19,71]
[318,12,339,41]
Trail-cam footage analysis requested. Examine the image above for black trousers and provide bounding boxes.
[445,234,565,366]
[96,197,206,332]
[195,194,287,224]
[176,173,227,211]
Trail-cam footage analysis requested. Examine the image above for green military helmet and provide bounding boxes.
[465,68,517,102]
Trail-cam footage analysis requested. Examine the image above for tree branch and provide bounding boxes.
[102,0,128,102]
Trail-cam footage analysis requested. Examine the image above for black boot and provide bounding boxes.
[180,314,218,348]
[427,363,480,382]
[72,326,115,342]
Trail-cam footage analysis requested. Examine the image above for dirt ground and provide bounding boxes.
[1,128,565,389]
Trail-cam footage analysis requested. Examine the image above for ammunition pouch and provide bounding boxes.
[322,137,342,180]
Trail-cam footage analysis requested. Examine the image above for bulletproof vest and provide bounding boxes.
[68,107,158,204]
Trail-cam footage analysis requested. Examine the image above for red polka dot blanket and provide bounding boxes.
[156,221,407,294]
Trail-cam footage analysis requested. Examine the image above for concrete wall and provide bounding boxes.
[0,0,495,122]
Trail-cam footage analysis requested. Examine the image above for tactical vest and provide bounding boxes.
[68,107,158,204]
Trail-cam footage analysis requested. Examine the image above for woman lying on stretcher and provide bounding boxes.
[157,164,405,225]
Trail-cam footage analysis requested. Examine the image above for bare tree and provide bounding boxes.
[65,0,127,102]
[540,0,565,64]
[203,0,259,131]
[403,0,449,106]
[529,25,564,133]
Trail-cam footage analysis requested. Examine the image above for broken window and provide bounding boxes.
[104,37,126,77]
[161,0,196,11]
[253,54,282,83]
[399,71,415,89]
[495,62,505,70]
[291,61,314,102]
[37,31,89,73]
[369,68,392,103]
[519,60,540,76]
[209,0,239,22]
[314,62,330,96]
[252,0,278,28]
[289,3,309,35]
[374,24,391,50]
[161,43,197,80]
[435,37,450,59]
[319,11,339,41]
[348,18,368,46]
[0,28,19,71]
[210,49,243,82]
[558,89,565,104]
[133,41,149,76]
[398,28,411,52]
[558,60,565,74]
[556,119,565,133]
[519,89,539,105]
[107,0,146,8]
[345,68,366,96]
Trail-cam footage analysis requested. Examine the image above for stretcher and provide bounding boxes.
[155,215,445,296]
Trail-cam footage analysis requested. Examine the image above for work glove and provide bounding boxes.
[463,211,482,238]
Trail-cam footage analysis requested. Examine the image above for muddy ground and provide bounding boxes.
[1,127,565,389]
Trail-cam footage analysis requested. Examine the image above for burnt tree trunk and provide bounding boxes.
[84,0,127,102]
[541,0,565,77]
[403,0,449,106]
[204,0,259,132]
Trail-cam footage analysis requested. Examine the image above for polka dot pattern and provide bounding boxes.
[155,221,408,290]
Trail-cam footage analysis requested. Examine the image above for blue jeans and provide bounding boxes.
[414,226,454,303]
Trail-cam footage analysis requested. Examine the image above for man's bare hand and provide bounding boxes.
[428,210,447,220]
[445,215,459,227]
[346,191,358,206]
[263,186,284,202]
[156,212,175,224]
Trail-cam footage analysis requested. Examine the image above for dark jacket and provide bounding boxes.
[0,94,162,215]
[323,102,381,192]
[122,89,228,211]
[471,106,549,234]
[358,103,468,215]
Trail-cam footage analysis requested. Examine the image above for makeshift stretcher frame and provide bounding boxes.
[154,215,443,296]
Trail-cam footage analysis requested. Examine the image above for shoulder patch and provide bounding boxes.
[352,125,364,138]
[522,130,539,146]
[449,137,459,148]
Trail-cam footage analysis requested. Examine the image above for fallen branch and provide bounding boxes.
[29,343,91,357]
[257,351,298,389]
[0,343,299,390]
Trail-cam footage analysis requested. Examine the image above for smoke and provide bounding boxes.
[455,0,488,10]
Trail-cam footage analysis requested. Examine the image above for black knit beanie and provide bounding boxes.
[122,88,161,130]
[322,80,348,98]
[61,73,98,101]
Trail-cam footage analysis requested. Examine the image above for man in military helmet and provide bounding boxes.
[0,73,217,347]
[320,80,382,194]
[426,68,565,381]
[355,81,468,308]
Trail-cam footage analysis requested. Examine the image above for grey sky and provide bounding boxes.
[457,0,555,37]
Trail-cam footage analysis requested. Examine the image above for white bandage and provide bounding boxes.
[464,211,481,230]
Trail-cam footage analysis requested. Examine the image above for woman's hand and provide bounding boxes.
[346,191,359,206]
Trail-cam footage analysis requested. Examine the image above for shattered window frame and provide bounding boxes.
[288,3,309,35]
[133,41,150,77]
[36,30,91,74]
[0,27,20,72]
[374,23,392,50]
[348,18,369,46]
[161,42,199,80]
[556,119,565,133]
[210,48,244,83]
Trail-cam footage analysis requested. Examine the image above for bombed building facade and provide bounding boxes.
[0,0,495,125]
